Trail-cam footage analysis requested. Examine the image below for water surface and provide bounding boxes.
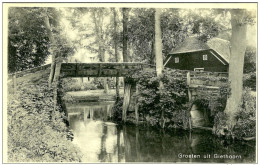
[66,102,256,163]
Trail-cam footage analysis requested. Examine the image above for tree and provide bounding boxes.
[44,8,75,110]
[43,8,58,87]
[90,8,109,93]
[112,8,120,101]
[122,8,131,122]
[155,8,164,78]
[122,8,130,63]
[154,8,165,128]
[127,8,155,64]
[224,9,248,133]
[8,8,50,73]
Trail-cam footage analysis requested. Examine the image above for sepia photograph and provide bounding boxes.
[3,2,257,163]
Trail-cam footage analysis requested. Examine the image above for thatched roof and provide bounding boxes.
[207,38,230,63]
[170,36,230,63]
[170,36,210,54]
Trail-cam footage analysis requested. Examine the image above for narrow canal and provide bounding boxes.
[66,102,256,163]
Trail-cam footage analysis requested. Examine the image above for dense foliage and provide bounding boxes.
[243,46,256,90]
[233,88,256,139]
[8,8,50,73]
[8,80,82,162]
[8,7,75,73]
[213,88,256,139]
[111,97,124,122]
[61,77,123,92]
[61,78,98,92]
[132,68,189,129]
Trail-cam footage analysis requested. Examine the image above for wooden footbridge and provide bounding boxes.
[8,62,150,81]
[8,62,228,125]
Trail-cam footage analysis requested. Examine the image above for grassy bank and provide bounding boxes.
[7,79,82,162]
[64,89,124,102]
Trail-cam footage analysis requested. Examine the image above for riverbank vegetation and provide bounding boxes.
[214,88,256,139]
[7,80,82,162]
[111,67,256,140]
[133,69,189,129]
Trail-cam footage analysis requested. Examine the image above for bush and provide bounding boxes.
[244,46,256,74]
[82,82,98,90]
[131,68,189,129]
[8,80,82,162]
[213,88,256,139]
[62,78,82,92]
[243,46,256,91]
[233,88,256,139]
[111,97,124,122]
[243,72,256,91]
[62,78,97,92]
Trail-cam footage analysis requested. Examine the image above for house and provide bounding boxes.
[164,36,230,72]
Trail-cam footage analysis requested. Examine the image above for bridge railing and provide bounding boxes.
[164,67,228,88]
[8,64,51,80]
[184,70,228,101]
[188,71,228,87]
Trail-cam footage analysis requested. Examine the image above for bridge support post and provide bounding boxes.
[122,82,131,122]
[134,85,139,124]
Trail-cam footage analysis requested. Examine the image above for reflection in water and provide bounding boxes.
[66,102,256,163]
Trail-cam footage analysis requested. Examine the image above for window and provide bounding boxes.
[175,57,179,63]
[194,68,204,72]
[203,55,208,60]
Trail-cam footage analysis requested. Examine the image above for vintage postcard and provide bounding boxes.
[3,2,257,163]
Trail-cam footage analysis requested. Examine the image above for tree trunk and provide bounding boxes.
[113,8,120,101]
[53,56,62,83]
[224,9,247,132]
[150,11,156,65]
[122,8,130,62]
[99,46,109,94]
[155,8,165,128]
[53,55,62,111]
[122,8,131,122]
[151,39,155,65]
[92,9,108,94]
[44,8,56,88]
[155,9,164,77]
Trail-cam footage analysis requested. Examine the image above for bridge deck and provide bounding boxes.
[60,62,150,77]
[8,62,228,89]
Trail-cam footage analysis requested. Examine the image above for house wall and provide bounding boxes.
[165,50,228,72]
